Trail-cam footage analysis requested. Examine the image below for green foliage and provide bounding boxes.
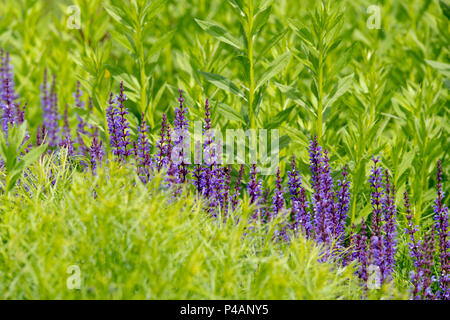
[0,159,408,299]
[0,123,47,194]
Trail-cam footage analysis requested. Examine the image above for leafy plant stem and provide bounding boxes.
[248,1,256,129]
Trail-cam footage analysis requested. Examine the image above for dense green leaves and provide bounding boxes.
[0,123,47,194]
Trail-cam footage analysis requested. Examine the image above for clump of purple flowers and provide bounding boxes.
[106,82,131,162]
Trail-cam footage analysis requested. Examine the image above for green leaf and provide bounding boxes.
[199,71,247,101]
[195,19,243,51]
[256,28,288,60]
[266,106,294,129]
[215,102,246,124]
[147,30,175,61]
[425,59,450,78]
[274,82,316,116]
[16,143,47,173]
[255,52,291,91]
[103,4,134,31]
[323,73,354,110]
[110,30,135,53]
[252,6,272,35]
[279,135,291,150]
[440,0,450,19]
[227,0,246,18]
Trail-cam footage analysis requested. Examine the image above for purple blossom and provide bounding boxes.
[170,90,189,184]
[0,50,18,106]
[222,165,232,218]
[422,232,436,300]
[344,223,358,266]
[134,114,153,184]
[271,166,285,220]
[209,161,225,218]
[115,81,131,160]
[36,124,47,146]
[288,156,310,236]
[231,164,244,211]
[381,169,397,281]
[369,156,384,275]
[248,164,263,221]
[405,190,437,300]
[40,71,60,149]
[106,92,120,155]
[355,219,369,283]
[335,165,350,244]
[89,136,104,175]
[0,50,19,135]
[309,137,336,244]
[106,82,131,162]
[156,113,170,172]
[0,52,17,134]
[59,105,74,156]
[434,160,449,299]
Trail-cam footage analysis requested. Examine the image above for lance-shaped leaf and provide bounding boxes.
[255,52,291,91]
[425,59,450,78]
[195,19,243,51]
[147,30,175,62]
[199,71,247,101]
[274,82,316,116]
[215,101,246,124]
[0,123,47,193]
[323,73,354,111]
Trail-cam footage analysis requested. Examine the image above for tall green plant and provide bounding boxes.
[0,123,47,195]
[289,0,353,143]
[196,0,290,129]
[104,0,171,128]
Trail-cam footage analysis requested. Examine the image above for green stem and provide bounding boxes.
[248,1,255,129]
[137,27,152,128]
[317,31,324,142]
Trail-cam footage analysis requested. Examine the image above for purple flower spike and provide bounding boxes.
[170,89,189,184]
[434,160,449,299]
[271,166,285,220]
[59,105,74,156]
[369,156,384,274]
[381,169,397,281]
[1,50,18,106]
[222,164,232,218]
[115,81,131,160]
[0,50,19,135]
[336,165,350,244]
[134,114,153,184]
[288,156,310,236]
[106,82,131,162]
[248,164,263,221]
[156,113,170,172]
[40,71,60,149]
[309,137,336,244]
[106,92,120,156]
[356,219,369,283]
[89,136,104,175]
[231,164,244,211]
